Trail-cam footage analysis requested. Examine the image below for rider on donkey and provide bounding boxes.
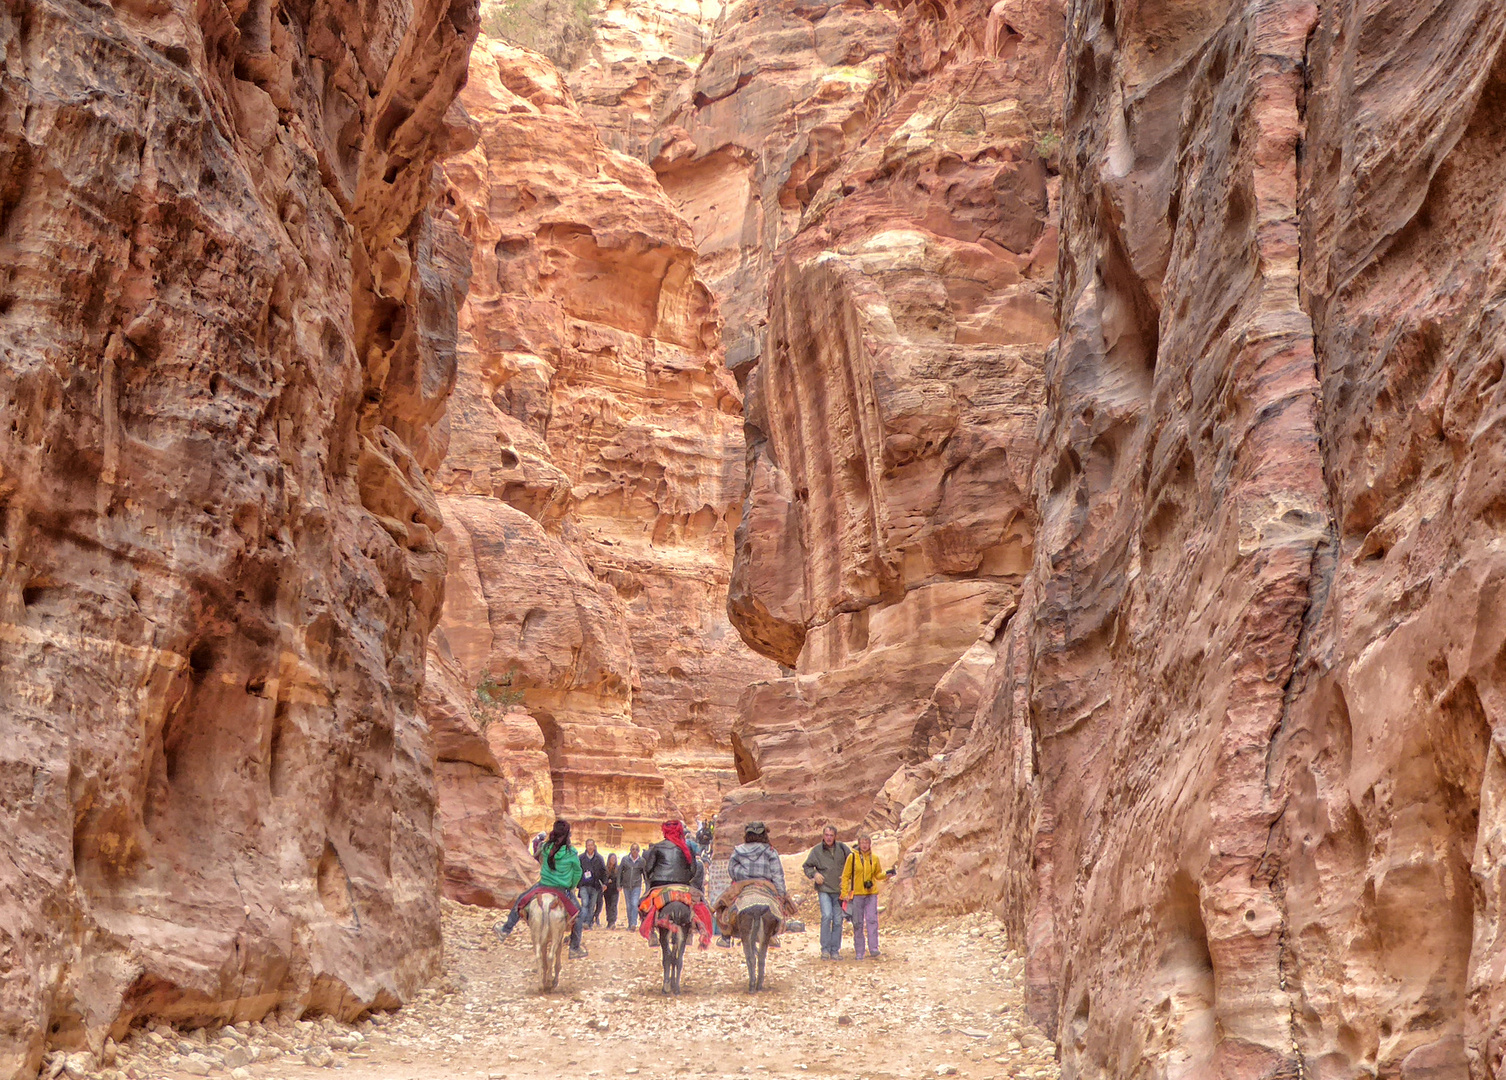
[493,819,591,959]
[637,820,714,947]
[715,821,795,947]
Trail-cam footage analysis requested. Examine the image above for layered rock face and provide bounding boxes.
[566,0,721,161]
[721,0,1065,843]
[650,0,901,378]
[893,0,1506,1077]
[0,0,477,1072]
[428,39,775,880]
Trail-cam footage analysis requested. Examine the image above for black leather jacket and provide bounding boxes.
[641,840,703,889]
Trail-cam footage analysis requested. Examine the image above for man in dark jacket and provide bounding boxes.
[618,843,646,930]
[577,839,608,930]
[802,826,851,959]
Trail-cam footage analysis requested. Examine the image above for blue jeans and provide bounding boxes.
[579,886,601,930]
[818,891,844,955]
[625,885,643,928]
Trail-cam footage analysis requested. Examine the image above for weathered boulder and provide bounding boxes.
[720,0,1065,845]
[0,0,477,1071]
[426,39,775,864]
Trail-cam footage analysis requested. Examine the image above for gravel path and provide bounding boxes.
[100,902,1060,1080]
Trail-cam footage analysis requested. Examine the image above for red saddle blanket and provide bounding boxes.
[638,885,713,949]
[517,885,579,921]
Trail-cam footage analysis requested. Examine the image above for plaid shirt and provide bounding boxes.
[727,843,786,893]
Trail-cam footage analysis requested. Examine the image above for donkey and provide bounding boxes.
[733,903,780,993]
[654,899,693,995]
[526,892,570,992]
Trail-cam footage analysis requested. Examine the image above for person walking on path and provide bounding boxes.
[578,839,608,930]
[493,819,589,959]
[802,826,851,959]
[841,834,892,960]
[603,852,621,929]
[619,843,646,930]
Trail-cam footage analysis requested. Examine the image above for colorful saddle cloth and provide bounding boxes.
[517,885,579,921]
[712,878,795,937]
[638,884,713,949]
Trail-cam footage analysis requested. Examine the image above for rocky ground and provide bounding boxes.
[86,902,1059,1080]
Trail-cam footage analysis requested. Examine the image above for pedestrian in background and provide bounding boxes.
[603,852,621,929]
[578,838,607,930]
[840,834,892,960]
[619,843,645,930]
[802,825,850,959]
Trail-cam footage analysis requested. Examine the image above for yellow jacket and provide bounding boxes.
[841,850,885,898]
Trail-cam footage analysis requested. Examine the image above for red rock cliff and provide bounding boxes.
[719,0,1065,844]
[0,0,477,1072]
[898,0,1506,1076]
[428,39,776,891]
[650,0,901,379]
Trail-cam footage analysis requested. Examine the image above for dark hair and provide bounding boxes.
[543,819,571,870]
[744,829,766,845]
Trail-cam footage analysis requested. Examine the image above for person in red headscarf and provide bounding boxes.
[641,820,702,889]
[638,820,713,947]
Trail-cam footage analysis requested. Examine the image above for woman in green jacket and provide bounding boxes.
[495,819,589,958]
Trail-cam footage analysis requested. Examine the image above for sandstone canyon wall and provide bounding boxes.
[719,0,1066,844]
[426,38,776,894]
[891,1,1506,1078]
[566,0,721,162]
[649,0,901,379]
[0,0,477,1074]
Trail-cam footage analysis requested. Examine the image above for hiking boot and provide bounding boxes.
[569,946,588,959]
[716,936,732,948]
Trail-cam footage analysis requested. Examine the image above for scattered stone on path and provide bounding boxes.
[102,903,1058,1080]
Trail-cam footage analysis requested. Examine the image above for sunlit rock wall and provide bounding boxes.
[429,39,776,875]
[0,0,477,1072]
[567,0,722,161]
[720,0,1065,845]
[649,0,901,380]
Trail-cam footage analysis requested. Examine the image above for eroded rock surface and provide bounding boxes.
[894,1,1506,1077]
[650,0,901,378]
[566,0,722,161]
[0,0,477,1072]
[718,0,1064,845]
[428,39,775,867]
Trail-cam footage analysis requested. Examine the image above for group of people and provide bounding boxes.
[801,826,892,960]
[495,817,892,961]
[495,820,711,958]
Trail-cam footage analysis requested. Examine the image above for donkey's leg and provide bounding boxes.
[742,922,757,994]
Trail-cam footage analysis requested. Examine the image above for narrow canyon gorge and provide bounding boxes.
[5,0,1506,1078]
